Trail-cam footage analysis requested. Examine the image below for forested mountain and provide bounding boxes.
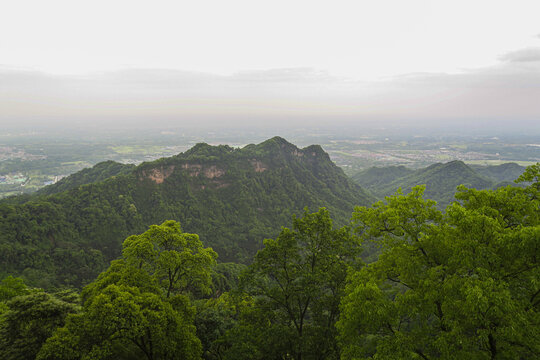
[36,160,136,196]
[350,165,414,190]
[0,137,373,288]
[471,162,526,183]
[352,160,501,207]
[1,164,537,360]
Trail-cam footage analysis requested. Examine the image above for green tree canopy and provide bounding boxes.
[0,290,79,360]
[338,164,540,359]
[230,208,362,360]
[38,283,201,360]
[122,220,218,298]
[0,276,30,303]
[38,221,212,360]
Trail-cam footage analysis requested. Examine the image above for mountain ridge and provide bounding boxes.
[351,160,519,208]
[0,137,374,288]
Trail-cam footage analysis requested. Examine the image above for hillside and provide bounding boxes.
[0,137,374,288]
[36,160,136,196]
[352,161,495,207]
[351,165,414,194]
[471,162,526,183]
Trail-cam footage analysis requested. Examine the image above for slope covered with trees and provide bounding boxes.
[350,165,414,191]
[0,137,373,288]
[0,163,537,360]
[35,160,135,196]
[352,160,499,208]
[338,164,539,359]
[471,162,526,183]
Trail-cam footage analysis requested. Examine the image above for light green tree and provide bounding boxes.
[0,276,30,303]
[38,220,213,360]
[38,282,200,360]
[338,164,540,359]
[122,220,218,298]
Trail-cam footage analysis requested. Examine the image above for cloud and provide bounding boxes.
[231,68,338,83]
[498,47,540,62]
[1,50,540,131]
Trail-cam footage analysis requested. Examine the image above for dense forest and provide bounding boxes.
[351,160,526,208]
[0,161,537,359]
[0,138,538,359]
[0,137,373,288]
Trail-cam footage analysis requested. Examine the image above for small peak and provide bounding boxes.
[447,160,466,166]
[259,136,294,147]
[185,142,212,154]
[426,160,467,170]
[183,143,234,157]
[443,160,469,169]
[255,137,298,153]
[302,144,325,156]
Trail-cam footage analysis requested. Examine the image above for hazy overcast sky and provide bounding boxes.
[1,0,539,130]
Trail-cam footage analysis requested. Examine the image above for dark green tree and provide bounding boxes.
[0,290,79,360]
[231,208,362,360]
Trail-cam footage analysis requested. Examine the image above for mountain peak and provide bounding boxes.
[256,136,298,151]
[0,137,374,287]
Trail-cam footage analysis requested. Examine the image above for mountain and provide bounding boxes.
[0,137,374,288]
[352,161,494,208]
[36,160,136,196]
[351,166,414,194]
[471,163,526,183]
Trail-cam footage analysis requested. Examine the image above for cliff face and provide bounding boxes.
[0,137,373,288]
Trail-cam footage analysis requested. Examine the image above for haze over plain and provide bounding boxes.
[1,0,539,132]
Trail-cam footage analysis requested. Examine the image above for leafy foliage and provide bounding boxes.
[0,288,79,360]
[122,220,218,298]
[38,221,209,360]
[352,160,496,208]
[338,164,540,359]
[228,208,362,360]
[36,160,135,196]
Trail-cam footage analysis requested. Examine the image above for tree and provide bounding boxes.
[38,283,201,360]
[194,293,240,360]
[0,276,29,305]
[233,208,362,360]
[38,221,212,360]
[122,220,218,298]
[338,164,540,360]
[0,290,79,360]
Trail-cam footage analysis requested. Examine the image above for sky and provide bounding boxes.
[1,0,540,131]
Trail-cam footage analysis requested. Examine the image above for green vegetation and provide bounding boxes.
[0,137,537,359]
[351,165,414,191]
[0,137,373,288]
[228,208,362,360]
[351,160,526,208]
[37,221,210,360]
[36,160,135,196]
[338,164,539,359]
[471,162,526,183]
